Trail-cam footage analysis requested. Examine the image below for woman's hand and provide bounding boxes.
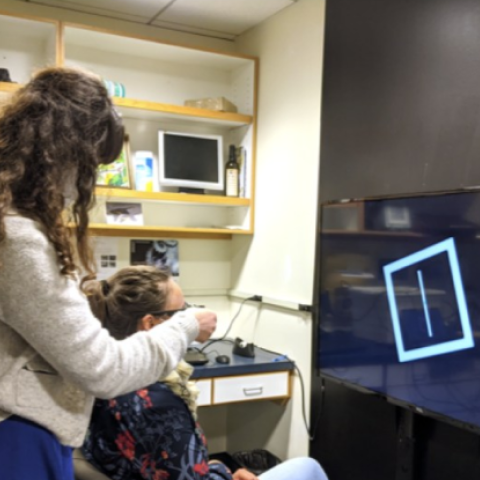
[193,309,217,342]
[233,468,259,480]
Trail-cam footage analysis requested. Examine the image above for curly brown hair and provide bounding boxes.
[0,66,124,278]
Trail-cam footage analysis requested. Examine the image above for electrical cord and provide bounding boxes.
[294,363,325,441]
[198,297,327,440]
[205,349,222,361]
[199,296,257,353]
[256,345,325,441]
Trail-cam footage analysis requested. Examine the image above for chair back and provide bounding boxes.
[73,449,111,480]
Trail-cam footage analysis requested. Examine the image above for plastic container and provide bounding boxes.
[103,79,126,97]
[133,151,155,192]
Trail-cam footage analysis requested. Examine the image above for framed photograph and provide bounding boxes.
[96,135,133,189]
[130,239,179,278]
[106,202,143,226]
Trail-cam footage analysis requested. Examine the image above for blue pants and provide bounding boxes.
[259,457,329,480]
[0,415,74,480]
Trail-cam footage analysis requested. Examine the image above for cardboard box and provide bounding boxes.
[184,96,238,113]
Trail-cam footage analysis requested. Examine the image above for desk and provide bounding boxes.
[190,341,295,407]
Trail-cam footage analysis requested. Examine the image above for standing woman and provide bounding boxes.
[0,66,216,480]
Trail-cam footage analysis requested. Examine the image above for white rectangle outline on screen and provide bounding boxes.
[383,237,474,363]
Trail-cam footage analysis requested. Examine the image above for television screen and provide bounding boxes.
[158,131,224,192]
[317,190,480,431]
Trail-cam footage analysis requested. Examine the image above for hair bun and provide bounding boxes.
[101,279,110,296]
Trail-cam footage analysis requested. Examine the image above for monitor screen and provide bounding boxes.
[317,190,480,431]
[158,131,224,192]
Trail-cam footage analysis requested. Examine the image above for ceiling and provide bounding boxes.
[20,0,297,40]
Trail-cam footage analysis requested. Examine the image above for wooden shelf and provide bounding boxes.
[0,81,20,93]
[113,97,253,127]
[0,84,252,127]
[95,187,250,207]
[92,189,252,239]
[82,223,253,240]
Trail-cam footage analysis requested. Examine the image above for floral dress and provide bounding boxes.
[82,382,232,480]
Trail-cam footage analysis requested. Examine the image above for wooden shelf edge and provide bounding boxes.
[69,223,253,239]
[0,87,252,126]
[88,227,231,240]
[0,82,21,93]
[95,187,250,207]
[113,97,253,125]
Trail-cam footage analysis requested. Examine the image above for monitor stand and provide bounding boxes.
[395,408,416,480]
[178,187,205,194]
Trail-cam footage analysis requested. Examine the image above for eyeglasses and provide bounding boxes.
[150,302,191,319]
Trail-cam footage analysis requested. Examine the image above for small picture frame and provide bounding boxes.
[106,202,143,226]
[96,135,133,189]
[130,239,179,278]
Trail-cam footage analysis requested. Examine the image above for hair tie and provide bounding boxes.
[101,280,110,296]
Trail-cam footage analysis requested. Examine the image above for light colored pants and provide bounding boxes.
[258,457,329,480]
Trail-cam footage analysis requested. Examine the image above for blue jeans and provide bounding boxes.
[259,457,329,480]
[0,415,74,480]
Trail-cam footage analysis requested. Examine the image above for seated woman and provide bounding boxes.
[82,266,328,480]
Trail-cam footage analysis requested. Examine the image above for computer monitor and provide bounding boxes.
[158,130,224,193]
[316,190,480,433]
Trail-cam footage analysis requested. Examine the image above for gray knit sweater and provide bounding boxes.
[0,214,199,447]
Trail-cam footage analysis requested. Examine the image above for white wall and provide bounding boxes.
[233,0,325,305]
[230,0,326,458]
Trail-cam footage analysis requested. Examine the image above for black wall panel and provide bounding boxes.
[319,0,480,203]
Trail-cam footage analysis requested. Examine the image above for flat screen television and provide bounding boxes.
[158,130,224,193]
[317,189,480,432]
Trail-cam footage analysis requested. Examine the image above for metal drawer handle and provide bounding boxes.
[243,386,263,396]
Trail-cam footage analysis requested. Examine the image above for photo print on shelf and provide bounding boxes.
[106,202,143,226]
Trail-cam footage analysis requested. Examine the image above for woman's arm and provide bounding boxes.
[0,217,203,398]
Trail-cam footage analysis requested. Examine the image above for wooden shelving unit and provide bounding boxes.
[0,13,258,240]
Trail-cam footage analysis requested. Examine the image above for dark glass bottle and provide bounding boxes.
[225,144,239,197]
